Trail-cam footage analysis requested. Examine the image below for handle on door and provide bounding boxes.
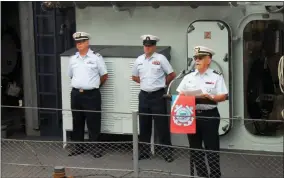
[223,53,229,62]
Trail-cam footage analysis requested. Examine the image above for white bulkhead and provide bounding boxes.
[61,3,284,152]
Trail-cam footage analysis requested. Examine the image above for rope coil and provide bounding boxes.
[278,56,284,119]
[278,56,284,93]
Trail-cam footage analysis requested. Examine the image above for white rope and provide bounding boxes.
[278,56,284,93]
[278,56,284,119]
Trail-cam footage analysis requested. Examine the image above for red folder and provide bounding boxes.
[170,95,196,134]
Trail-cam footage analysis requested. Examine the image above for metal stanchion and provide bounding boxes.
[132,111,139,178]
[53,166,73,178]
[151,120,155,155]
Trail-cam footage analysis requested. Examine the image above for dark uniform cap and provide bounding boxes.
[72,32,90,41]
[194,46,215,57]
[140,34,160,46]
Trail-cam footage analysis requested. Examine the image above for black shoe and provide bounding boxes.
[132,154,151,160]
[92,152,103,158]
[68,150,84,156]
[164,155,174,163]
[138,154,151,160]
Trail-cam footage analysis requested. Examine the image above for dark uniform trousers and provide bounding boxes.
[138,88,173,159]
[188,107,221,178]
[70,88,102,154]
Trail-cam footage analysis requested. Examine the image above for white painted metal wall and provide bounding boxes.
[74,5,283,152]
[61,56,141,143]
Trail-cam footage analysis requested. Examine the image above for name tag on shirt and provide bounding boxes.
[87,61,95,64]
[204,82,216,94]
[205,82,214,84]
[152,60,160,65]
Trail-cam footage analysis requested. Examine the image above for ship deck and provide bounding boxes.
[1,136,283,178]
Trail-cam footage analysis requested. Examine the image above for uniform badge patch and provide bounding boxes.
[152,60,160,65]
[194,47,200,55]
[75,33,81,38]
[205,82,214,84]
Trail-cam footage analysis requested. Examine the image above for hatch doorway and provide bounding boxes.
[186,20,232,136]
[243,20,284,137]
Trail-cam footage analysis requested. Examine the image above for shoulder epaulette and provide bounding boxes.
[94,52,101,57]
[185,69,195,75]
[213,70,222,75]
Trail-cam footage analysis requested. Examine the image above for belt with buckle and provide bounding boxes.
[73,88,98,93]
[196,107,217,113]
[141,88,165,94]
[196,110,204,114]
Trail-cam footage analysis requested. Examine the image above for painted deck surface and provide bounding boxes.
[1,136,283,178]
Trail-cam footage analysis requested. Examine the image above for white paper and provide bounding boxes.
[181,89,203,96]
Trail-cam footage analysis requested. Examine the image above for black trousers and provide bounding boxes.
[70,88,101,151]
[138,88,172,157]
[188,108,221,178]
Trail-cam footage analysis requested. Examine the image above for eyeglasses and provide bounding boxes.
[144,45,154,47]
[194,56,206,60]
[75,40,87,44]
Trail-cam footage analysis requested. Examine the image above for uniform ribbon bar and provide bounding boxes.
[170,95,196,134]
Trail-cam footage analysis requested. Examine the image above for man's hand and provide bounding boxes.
[100,74,108,87]
[132,76,140,83]
[200,93,214,100]
[200,93,228,102]
[166,72,176,86]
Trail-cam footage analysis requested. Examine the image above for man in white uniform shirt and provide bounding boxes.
[67,32,108,158]
[132,34,176,162]
[176,46,228,178]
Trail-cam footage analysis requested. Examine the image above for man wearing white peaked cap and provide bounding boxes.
[67,31,108,158]
[140,34,160,45]
[132,34,176,162]
[176,45,228,178]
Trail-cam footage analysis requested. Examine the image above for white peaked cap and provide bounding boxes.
[194,46,215,56]
[140,34,160,42]
[72,32,90,41]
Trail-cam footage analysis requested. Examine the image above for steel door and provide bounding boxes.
[186,20,232,136]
